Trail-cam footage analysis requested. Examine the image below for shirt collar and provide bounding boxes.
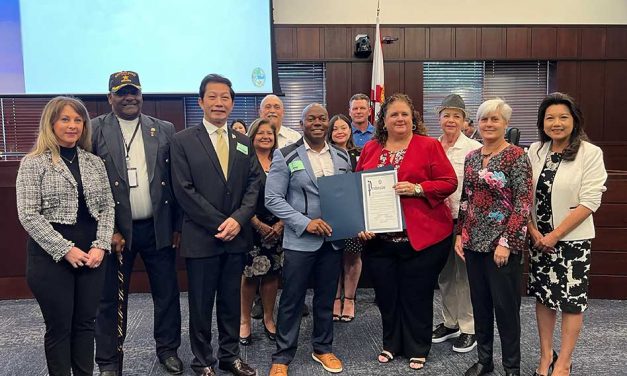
[202,118,227,135]
[303,138,330,153]
[438,132,470,149]
[352,122,375,134]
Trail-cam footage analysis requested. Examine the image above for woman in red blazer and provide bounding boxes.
[357,93,457,371]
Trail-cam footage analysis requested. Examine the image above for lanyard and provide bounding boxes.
[123,121,141,161]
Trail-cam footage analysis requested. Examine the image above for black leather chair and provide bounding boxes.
[505,127,521,146]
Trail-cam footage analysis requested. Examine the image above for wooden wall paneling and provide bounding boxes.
[480,27,506,58]
[589,251,627,276]
[383,62,401,96]
[599,144,627,171]
[155,97,186,131]
[605,27,627,59]
[602,175,627,204]
[381,27,404,59]
[403,62,423,115]
[323,27,350,59]
[82,97,102,119]
[506,27,531,58]
[325,63,352,117]
[594,227,627,252]
[0,186,26,277]
[581,27,606,59]
[556,27,580,58]
[296,27,321,59]
[429,27,453,59]
[455,27,479,59]
[577,61,605,142]
[589,276,627,299]
[555,61,580,100]
[403,27,428,59]
[274,27,296,60]
[603,61,627,142]
[531,27,557,58]
[350,62,371,99]
[594,203,627,228]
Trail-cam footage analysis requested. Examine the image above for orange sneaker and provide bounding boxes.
[269,363,288,376]
[312,352,343,373]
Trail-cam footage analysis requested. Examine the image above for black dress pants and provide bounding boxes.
[95,219,181,371]
[27,240,107,376]
[272,243,342,364]
[186,252,246,372]
[465,249,522,373]
[363,235,451,358]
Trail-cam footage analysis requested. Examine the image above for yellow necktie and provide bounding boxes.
[216,127,229,178]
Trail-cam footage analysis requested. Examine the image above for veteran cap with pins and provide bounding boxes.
[109,71,142,93]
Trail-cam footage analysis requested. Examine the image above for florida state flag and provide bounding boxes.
[370,11,384,123]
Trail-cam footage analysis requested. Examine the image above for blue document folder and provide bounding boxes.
[318,165,397,241]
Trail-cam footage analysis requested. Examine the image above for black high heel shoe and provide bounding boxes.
[264,322,276,341]
[532,350,559,376]
[239,334,252,346]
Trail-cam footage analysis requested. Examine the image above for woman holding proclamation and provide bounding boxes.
[356,93,457,371]
[16,96,115,376]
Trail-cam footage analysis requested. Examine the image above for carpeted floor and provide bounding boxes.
[0,290,625,375]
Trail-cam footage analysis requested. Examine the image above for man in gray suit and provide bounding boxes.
[92,71,182,376]
[265,104,351,376]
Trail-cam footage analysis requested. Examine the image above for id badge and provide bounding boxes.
[127,167,138,188]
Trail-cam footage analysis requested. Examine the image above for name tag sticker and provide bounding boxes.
[288,160,305,173]
[236,143,248,155]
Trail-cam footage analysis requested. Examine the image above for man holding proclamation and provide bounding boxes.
[171,74,261,376]
[265,104,352,376]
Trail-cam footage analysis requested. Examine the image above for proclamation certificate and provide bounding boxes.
[361,169,403,233]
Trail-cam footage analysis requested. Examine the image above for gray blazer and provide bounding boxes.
[265,139,351,252]
[91,112,180,250]
[16,148,115,261]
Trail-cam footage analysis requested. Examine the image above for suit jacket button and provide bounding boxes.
[165,158,169,163]
[114,181,119,186]
[165,200,169,204]
[161,181,166,186]
[116,201,120,205]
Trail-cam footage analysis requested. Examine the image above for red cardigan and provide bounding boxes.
[356,134,457,251]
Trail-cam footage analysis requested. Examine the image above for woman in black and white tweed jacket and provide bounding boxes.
[16,96,114,376]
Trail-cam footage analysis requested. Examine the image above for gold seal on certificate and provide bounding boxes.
[361,169,403,233]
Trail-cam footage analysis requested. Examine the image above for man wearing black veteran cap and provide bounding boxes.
[92,71,183,375]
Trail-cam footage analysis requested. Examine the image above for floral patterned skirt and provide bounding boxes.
[243,216,284,278]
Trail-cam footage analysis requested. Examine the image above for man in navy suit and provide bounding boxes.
[170,74,261,376]
[265,104,352,375]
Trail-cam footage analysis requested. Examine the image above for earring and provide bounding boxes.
[412,124,417,130]
[383,125,388,132]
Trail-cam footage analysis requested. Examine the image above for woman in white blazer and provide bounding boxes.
[527,93,607,376]
[16,96,114,376]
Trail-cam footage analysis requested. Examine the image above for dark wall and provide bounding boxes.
[1,25,626,299]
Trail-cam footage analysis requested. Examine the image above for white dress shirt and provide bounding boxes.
[118,116,153,220]
[303,139,334,178]
[203,118,231,152]
[439,132,482,219]
[277,125,302,148]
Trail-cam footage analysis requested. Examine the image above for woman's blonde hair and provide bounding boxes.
[28,96,92,163]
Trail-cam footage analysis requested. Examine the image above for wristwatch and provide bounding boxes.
[413,183,423,197]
